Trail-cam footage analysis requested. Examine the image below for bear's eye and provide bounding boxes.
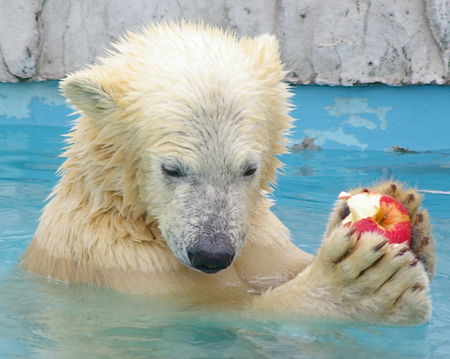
[243,166,257,177]
[162,164,183,178]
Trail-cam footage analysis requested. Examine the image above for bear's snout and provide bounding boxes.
[188,249,234,274]
[187,236,235,274]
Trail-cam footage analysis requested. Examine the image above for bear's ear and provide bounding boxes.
[242,34,285,82]
[60,72,117,118]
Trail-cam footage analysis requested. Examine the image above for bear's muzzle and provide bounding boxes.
[187,235,235,274]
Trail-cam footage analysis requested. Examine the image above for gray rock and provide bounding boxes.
[1,0,449,84]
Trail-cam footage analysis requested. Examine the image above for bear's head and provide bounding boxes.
[60,22,293,274]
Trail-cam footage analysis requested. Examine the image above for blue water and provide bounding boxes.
[290,85,450,151]
[0,123,449,359]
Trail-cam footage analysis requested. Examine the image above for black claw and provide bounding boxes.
[406,193,415,204]
[373,239,389,252]
[345,227,357,240]
[338,247,355,263]
[414,213,423,224]
[411,283,423,292]
[387,183,397,195]
[410,259,419,267]
[395,246,409,256]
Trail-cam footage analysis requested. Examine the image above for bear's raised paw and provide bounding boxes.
[325,181,435,280]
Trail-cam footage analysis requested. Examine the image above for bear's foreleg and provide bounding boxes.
[325,181,436,281]
[254,182,434,325]
[254,227,431,324]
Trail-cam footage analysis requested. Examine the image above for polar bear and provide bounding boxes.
[22,21,435,325]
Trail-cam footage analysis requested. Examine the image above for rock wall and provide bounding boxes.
[0,0,449,85]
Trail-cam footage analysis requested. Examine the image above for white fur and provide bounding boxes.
[22,21,434,325]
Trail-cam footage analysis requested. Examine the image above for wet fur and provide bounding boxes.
[21,22,435,325]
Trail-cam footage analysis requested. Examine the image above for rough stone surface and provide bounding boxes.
[0,0,43,81]
[1,0,450,84]
[426,0,450,77]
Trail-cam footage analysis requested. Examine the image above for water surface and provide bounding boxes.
[0,124,449,358]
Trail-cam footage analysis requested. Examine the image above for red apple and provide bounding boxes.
[338,191,412,246]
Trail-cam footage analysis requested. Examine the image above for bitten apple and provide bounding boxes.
[338,191,412,246]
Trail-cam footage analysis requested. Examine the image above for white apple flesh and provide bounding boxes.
[338,191,412,246]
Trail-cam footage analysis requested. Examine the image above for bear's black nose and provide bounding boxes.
[188,249,234,274]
